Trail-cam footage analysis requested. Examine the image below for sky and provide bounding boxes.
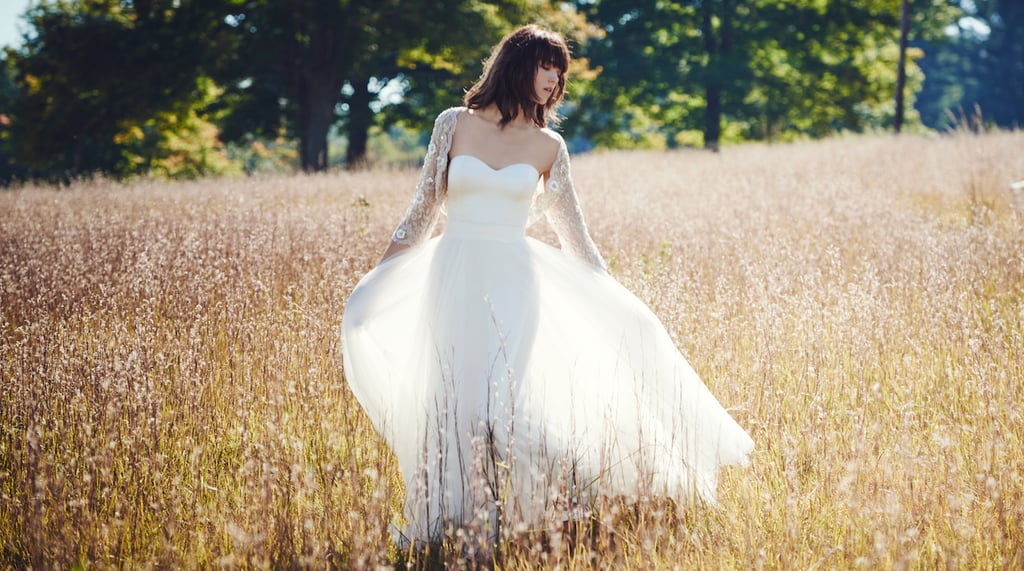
[1,0,32,50]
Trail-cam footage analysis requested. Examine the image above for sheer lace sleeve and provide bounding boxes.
[536,137,607,271]
[390,108,458,246]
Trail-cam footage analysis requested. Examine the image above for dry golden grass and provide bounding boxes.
[2,130,1023,569]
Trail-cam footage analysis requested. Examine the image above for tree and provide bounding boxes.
[569,0,955,148]
[4,0,235,179]
[895,0,912,133]
[564,0,705,150]
[915,0,1022,130]
[114,78,240,179]
[219,0,595,171]
[975,0,1024,127]
[0,54,21,183]
[378,2,599,139]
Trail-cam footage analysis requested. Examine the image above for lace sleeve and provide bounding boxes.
[390,109,457,246]
[537,138,607,271]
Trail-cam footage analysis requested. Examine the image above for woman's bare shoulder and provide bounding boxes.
[537,128,566,155]
[536,128,566,175]
[538,127,565,145]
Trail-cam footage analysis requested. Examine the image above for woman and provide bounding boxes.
[341,24,753,545]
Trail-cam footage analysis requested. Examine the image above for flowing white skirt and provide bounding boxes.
[341,231,753,541]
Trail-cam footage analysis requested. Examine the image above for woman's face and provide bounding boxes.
[533,63,561,105]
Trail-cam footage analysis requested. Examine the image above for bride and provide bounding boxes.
[341,24,753,545]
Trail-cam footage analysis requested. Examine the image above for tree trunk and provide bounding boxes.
[71,139,82,177]
[345,76,373,169]
[704,84,722,152]
[895,0,911,134]
[701,2,722,152]
[298,77,339,172]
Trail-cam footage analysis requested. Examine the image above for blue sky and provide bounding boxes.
[1,0,31,49]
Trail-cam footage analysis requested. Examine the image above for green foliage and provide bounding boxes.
[114,79,240,180]
[225,134,300,176]
[0,54,16,111]
[917,0,1023,130]
[3,0,236,181]
[0,54,20,183]
[214,0,597,171]
[380,0,599,132]
[569,0,954,148]
[0,0,1012,182]
[564,0,701,148]
[215,0,521,170]
[979,1,1024,127]
[326,124,430,170]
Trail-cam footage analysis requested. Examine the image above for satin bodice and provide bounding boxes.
[443,155,539,241]
[390,107,605,269]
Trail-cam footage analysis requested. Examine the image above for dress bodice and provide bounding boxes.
[390,107,606,270]
[444,155,539,241]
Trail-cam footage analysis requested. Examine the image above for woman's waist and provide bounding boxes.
[442,218,526,241]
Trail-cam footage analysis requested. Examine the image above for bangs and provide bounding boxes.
[527,35,570,72]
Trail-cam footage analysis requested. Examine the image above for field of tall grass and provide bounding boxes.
[2,129,1023,569]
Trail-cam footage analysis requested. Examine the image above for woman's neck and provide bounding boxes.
[475,104,537,128]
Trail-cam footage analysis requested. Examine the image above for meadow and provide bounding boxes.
[1,129,1023,569]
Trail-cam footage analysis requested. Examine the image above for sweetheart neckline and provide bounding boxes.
[450,154,540,176]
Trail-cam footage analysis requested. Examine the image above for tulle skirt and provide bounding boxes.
[341,231,753,542]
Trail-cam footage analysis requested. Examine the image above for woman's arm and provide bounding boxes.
[539,137,607,272]
[379,108,458,263]
[379,239,411,262]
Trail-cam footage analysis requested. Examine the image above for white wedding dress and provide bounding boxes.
[341,108,753,543]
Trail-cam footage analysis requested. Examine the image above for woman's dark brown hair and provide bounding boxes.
[464,24,570,128]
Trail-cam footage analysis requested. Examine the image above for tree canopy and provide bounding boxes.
[916,0,1023,129]
[0,0,1018,182]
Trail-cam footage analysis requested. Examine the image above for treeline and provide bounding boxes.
[0,0,1019,183]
